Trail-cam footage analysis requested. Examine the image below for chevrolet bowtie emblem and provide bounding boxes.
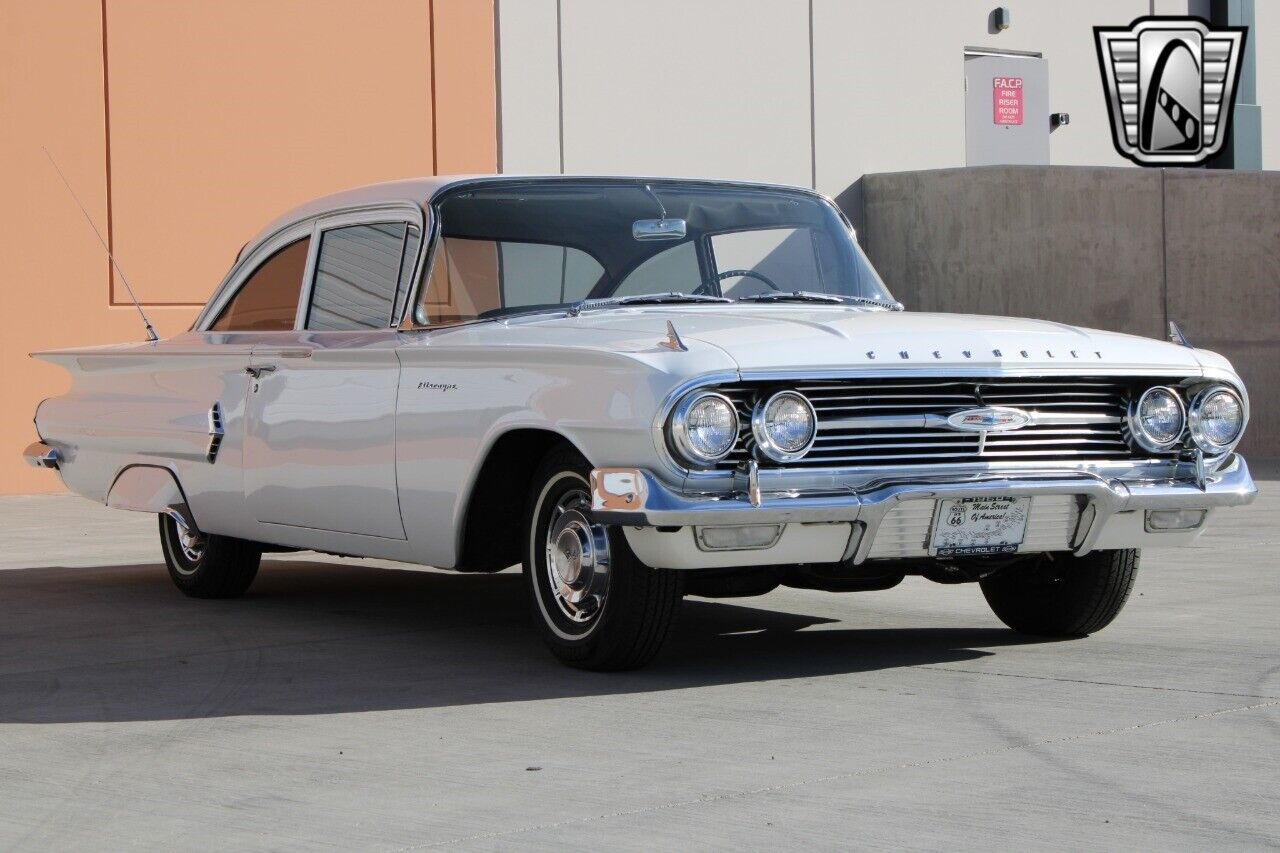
[1095,16,1246,166]
[945,407,1032,433]
[946,407,1032,456]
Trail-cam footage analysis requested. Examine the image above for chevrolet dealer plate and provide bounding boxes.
[930,496,1031,556]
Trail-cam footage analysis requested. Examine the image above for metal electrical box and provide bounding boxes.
[964,52,1049,165]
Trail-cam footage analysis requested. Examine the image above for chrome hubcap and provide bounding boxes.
[171,515,207,566]
[545,489,610,623]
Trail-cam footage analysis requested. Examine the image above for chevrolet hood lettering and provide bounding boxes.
[528,309,1207,373]
[945,407,1032,432]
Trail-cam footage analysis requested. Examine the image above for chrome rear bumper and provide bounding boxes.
[591,455,1256,567]
[22,441,61,469]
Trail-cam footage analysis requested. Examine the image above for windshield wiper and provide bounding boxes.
[617,292,731,305]
[737,290,904,310]
[567,292,730,315]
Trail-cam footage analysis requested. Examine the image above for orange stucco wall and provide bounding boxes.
[0,0,496,495]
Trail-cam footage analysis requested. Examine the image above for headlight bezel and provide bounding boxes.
[668,391,740,467]
[1127,386,1186,453]
[1188,384,1245,454]
[751,390,818,463]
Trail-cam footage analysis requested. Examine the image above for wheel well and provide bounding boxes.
[456,430,581,572]
[106,464,200,533]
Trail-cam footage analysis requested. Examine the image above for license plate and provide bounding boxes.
[930,496,1031,556]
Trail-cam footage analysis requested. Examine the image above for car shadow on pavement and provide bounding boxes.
[0,560,1046,724]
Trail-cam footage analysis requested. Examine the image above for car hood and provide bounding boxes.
[511,306,1210,375]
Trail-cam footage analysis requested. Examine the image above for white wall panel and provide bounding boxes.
[498,0,1280,190]
[497,0,562,173]
[557,0,812,186]
[1256,0,1278,169]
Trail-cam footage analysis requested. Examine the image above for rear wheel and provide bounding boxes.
[523,448,683,670]
[980,548,1139,637]
[159,514,262,599]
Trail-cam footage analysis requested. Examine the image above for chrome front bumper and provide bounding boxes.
[590,455,1257,567]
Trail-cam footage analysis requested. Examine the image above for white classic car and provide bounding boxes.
[25,176,1257,669]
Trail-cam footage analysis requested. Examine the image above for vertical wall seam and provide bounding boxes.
[808,0,817,190]
[556,0,565,174]
[429,0,439,175]
[100,0,116,305]
[493,0,503,172]
[1160,169,1169,334]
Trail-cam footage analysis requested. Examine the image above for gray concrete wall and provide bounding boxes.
[860,166,1279,458]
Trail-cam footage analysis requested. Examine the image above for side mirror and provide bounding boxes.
[632,219,687,241]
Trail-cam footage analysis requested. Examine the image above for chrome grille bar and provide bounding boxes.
[716,376,1153,470]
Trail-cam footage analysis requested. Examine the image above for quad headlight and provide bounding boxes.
[669,391,739,466]
[752,391,817,462]
[1189,385,1245,453]
[1127,386,1186,452]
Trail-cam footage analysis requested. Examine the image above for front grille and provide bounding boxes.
[716,377,1159,470]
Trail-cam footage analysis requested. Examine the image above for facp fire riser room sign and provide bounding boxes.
[993,76,1024,125]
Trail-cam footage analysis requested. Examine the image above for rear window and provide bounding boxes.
[210,237,309,331]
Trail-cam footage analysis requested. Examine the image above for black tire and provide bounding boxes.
[159,514,262,599]
[980,548,1139,637]
[523,447,683,671]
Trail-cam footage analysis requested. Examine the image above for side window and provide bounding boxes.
[306,222,410,331]
[210,237,310,331]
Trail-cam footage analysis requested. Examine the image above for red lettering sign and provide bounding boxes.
[993,77,1023,126]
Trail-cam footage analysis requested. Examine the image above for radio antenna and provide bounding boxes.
[43,147,158,342]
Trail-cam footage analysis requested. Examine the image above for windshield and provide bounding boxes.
[414,180,894,325]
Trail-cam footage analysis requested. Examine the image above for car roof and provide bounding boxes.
[244,174,820,256]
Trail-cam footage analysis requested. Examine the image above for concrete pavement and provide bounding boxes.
[0,486,1277,850]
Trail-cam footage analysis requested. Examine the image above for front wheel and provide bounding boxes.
[980,548,1139,637]
[159,514,262,599]
[523,448,683,670]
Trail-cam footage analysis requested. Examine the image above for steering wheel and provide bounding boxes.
[693,269,782,297]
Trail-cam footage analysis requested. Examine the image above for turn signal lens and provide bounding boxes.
[1146,509,1207,531]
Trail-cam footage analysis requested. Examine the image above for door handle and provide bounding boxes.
[245,365,277,379]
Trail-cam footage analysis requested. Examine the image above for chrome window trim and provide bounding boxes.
[196,200,426,332]
[399,207,443,330]
[292,221,324,331]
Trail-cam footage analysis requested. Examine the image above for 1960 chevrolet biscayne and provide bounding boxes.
[24,176,1257,669]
